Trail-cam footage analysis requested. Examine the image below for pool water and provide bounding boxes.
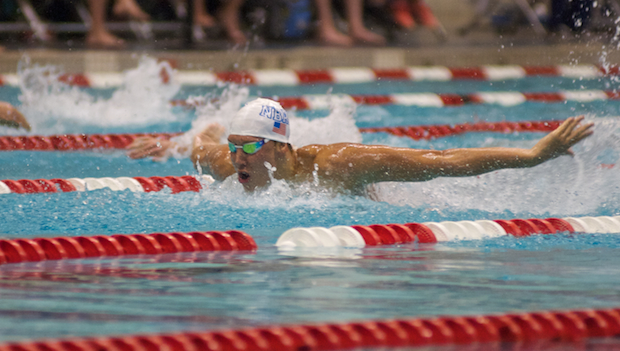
[0,59,619,346]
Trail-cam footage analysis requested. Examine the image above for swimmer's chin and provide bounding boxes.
[237,173,272,193]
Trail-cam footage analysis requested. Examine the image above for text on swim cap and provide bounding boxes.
[259,105,288,124]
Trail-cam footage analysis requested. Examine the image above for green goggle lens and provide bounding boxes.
[228,139,267,155]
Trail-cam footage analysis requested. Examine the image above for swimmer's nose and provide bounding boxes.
[231,149,247,166]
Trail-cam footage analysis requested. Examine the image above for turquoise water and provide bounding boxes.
[0,62,619,346]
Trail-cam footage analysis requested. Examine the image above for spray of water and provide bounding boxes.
[17,57,181,133]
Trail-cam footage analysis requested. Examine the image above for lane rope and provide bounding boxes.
[275,215,620,248]
[170,90,620,111]
[0,175,214,194]
[0,133,179,151]
[0,215,618,264]
[169,90,620,109]
[0,65,616,87]
[0,230,257,264]
[0,120,561,151]
[1,306,620,349]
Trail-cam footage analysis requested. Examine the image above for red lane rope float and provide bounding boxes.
[0,231,257,264]
[0,175,213,194]
[361,120,562,140]
[0,120,561,152]
[2,307,620,350]
[0,132,180,151]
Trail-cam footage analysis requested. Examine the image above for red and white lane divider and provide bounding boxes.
[0,175,214,194]
[277,90,619,109]
[169,90,620,110]
[275,216,620,248]
[0,216,616,264]
[0,132,179,151]
[3,307,620,350]
[0,230,257,264]
[0,65,615,87]
[363,120,560,140]
[0,120,561,152]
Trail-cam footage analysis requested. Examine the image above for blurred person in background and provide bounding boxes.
[315,0,386,46]
[369,0,446,41]
[189,0,247,44]
[211,0,247,44]
[86,0,150,48]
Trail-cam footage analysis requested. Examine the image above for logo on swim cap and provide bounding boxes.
[229,98,290,143]
[259,105,289,124]
[259,104,288,136]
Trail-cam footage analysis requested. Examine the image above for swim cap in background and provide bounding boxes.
[229,98,290,143]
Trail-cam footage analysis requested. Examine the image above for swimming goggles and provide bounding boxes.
[228,139,268,155]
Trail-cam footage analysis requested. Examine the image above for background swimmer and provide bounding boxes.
[129,98,594,195]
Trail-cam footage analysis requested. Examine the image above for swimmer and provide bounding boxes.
[128,98,593,194]
[0,102,30,131]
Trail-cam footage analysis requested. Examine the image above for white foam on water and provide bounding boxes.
[16,57,181,133]
[182,167,356,219]
[290,95,362,146]
[372,116,620,216]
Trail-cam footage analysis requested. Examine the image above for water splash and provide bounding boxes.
[290,95,362,146]
[17,57,181,134]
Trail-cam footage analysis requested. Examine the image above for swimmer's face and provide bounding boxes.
[228,134,278,192]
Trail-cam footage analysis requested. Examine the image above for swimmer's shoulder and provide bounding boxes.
[295,143,368,192]
[295,143,364,171]
[296,143,360,162]
[295,144,324,171]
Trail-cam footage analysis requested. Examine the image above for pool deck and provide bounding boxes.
[0,1,618,73]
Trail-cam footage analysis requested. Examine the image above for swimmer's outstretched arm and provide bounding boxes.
[0,102,30,131]
[323,116,594,189]
[190,124,236,181]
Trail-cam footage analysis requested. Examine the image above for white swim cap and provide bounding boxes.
[229,98,290,143]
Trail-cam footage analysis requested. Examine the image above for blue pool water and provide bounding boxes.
[0,60,620,346]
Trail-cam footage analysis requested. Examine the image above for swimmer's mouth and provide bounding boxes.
[238,171,250,183]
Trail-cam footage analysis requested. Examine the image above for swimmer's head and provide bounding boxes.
[229,98,290,143]
[228,98,292,192]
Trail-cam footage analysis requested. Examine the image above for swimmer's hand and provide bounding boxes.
[126,136,174,161]
[531,116,593,161]
[193,123,226,150]
[0,102,31,131]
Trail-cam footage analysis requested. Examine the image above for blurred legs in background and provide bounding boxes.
[86,0,149,48]
[86,0,124,48]
[216,0,246,44]
[315,0,385,46]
